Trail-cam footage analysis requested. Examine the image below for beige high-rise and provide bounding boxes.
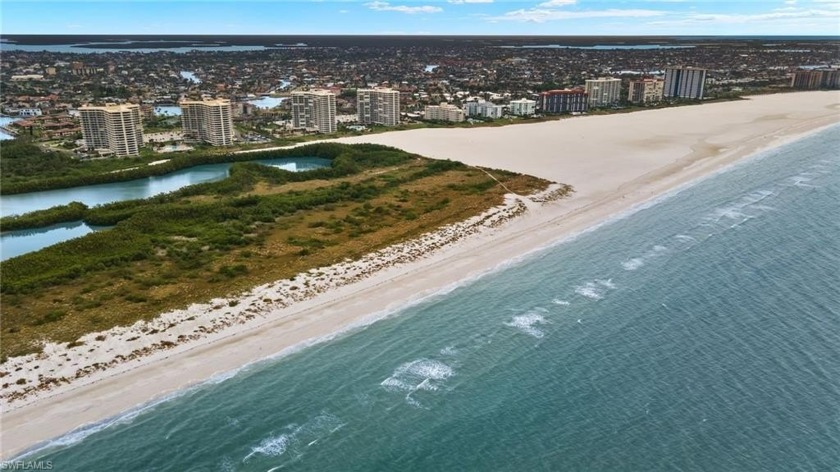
[180,99,235,146]
[357,88,400,126]
[628,78,665,104]
[424,103,464,122]
[291,91,336,134]
[79,103,143,157]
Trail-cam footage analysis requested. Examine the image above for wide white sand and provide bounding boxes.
[2,91,838,459]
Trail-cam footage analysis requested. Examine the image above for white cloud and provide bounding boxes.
[685,7,839,22]
[489,8,666,22]
[538,0,576,6]
[643,4,840,31]
[809,0,840,8]
[448,0,493,3]
[365,1,442,13]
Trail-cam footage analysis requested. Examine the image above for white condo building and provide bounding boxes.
[464,99,505,119]
[508,99,536,116]
[584,78,622,107]
[180,99,235,146]
[424,103,465,122]
[357,88,400,126]
[79,103,143,157]
[292,91,337,134]
[664,67,707,99]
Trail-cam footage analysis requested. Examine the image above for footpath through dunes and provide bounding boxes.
[2,92,838,460]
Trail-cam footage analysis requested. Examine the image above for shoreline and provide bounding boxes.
[2,91,838,459]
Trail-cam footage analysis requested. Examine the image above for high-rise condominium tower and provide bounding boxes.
[180,99,235,146]
[79,103,143,157]
[584,78,622,107]
[357,88,400,126]
[291,91,337,133]
[663,67,707,99]
[628,78,665,104]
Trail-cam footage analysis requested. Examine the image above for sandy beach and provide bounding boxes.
[2,91,838,459]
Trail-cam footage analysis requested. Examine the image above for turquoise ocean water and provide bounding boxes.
[18,126,840,471]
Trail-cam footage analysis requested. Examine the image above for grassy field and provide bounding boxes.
[1,145,552,360]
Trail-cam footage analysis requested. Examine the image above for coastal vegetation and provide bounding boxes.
[1,138,300,194]
[0,143,553,360]
[0,202,89,231]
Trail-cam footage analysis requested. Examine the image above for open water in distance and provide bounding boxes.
[0,157,330,260]
[0,116,20,140]
[0,42,273,54]
[19,126,840,470]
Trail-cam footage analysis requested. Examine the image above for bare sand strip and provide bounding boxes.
[2,91,838,459]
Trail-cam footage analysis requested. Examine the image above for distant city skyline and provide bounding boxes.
[2,0,840,36]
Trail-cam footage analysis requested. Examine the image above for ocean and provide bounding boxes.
[17,125,840,471]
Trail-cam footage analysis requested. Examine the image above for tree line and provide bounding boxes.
[0,140,411,195]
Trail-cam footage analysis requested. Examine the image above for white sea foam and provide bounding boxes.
[596,279,616,289]
[574,279,618,300]
[704,190,777,225]
[708,205,748,222]
[245,433,292,460]
[504,312,548,338]
[622,258,645,271]
[575,283,604,300]
[674,234,696,242]
[439,345,458,356]
[740,189,776,206]
[381,358,455,397]
[13,388,190,460]
[552,299,571,306]
[728,215,755,229]
[219,457,236,472]
[404,396,423,408]
[206,369,240,385]
[621,244,669,272]
[243,412,344,462]
[789,175,819,188]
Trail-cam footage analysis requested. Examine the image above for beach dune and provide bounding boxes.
[2,91,838,459]
[333,92,839,198]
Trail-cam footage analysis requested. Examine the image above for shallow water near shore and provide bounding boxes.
[19,126,840,470]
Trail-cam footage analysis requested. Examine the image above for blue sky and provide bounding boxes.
[2,0,839,35]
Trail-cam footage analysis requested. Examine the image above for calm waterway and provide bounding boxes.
[0,157,331,260]
[501,44,696,50]
[246,97,287,109]
[0,116,21,140]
